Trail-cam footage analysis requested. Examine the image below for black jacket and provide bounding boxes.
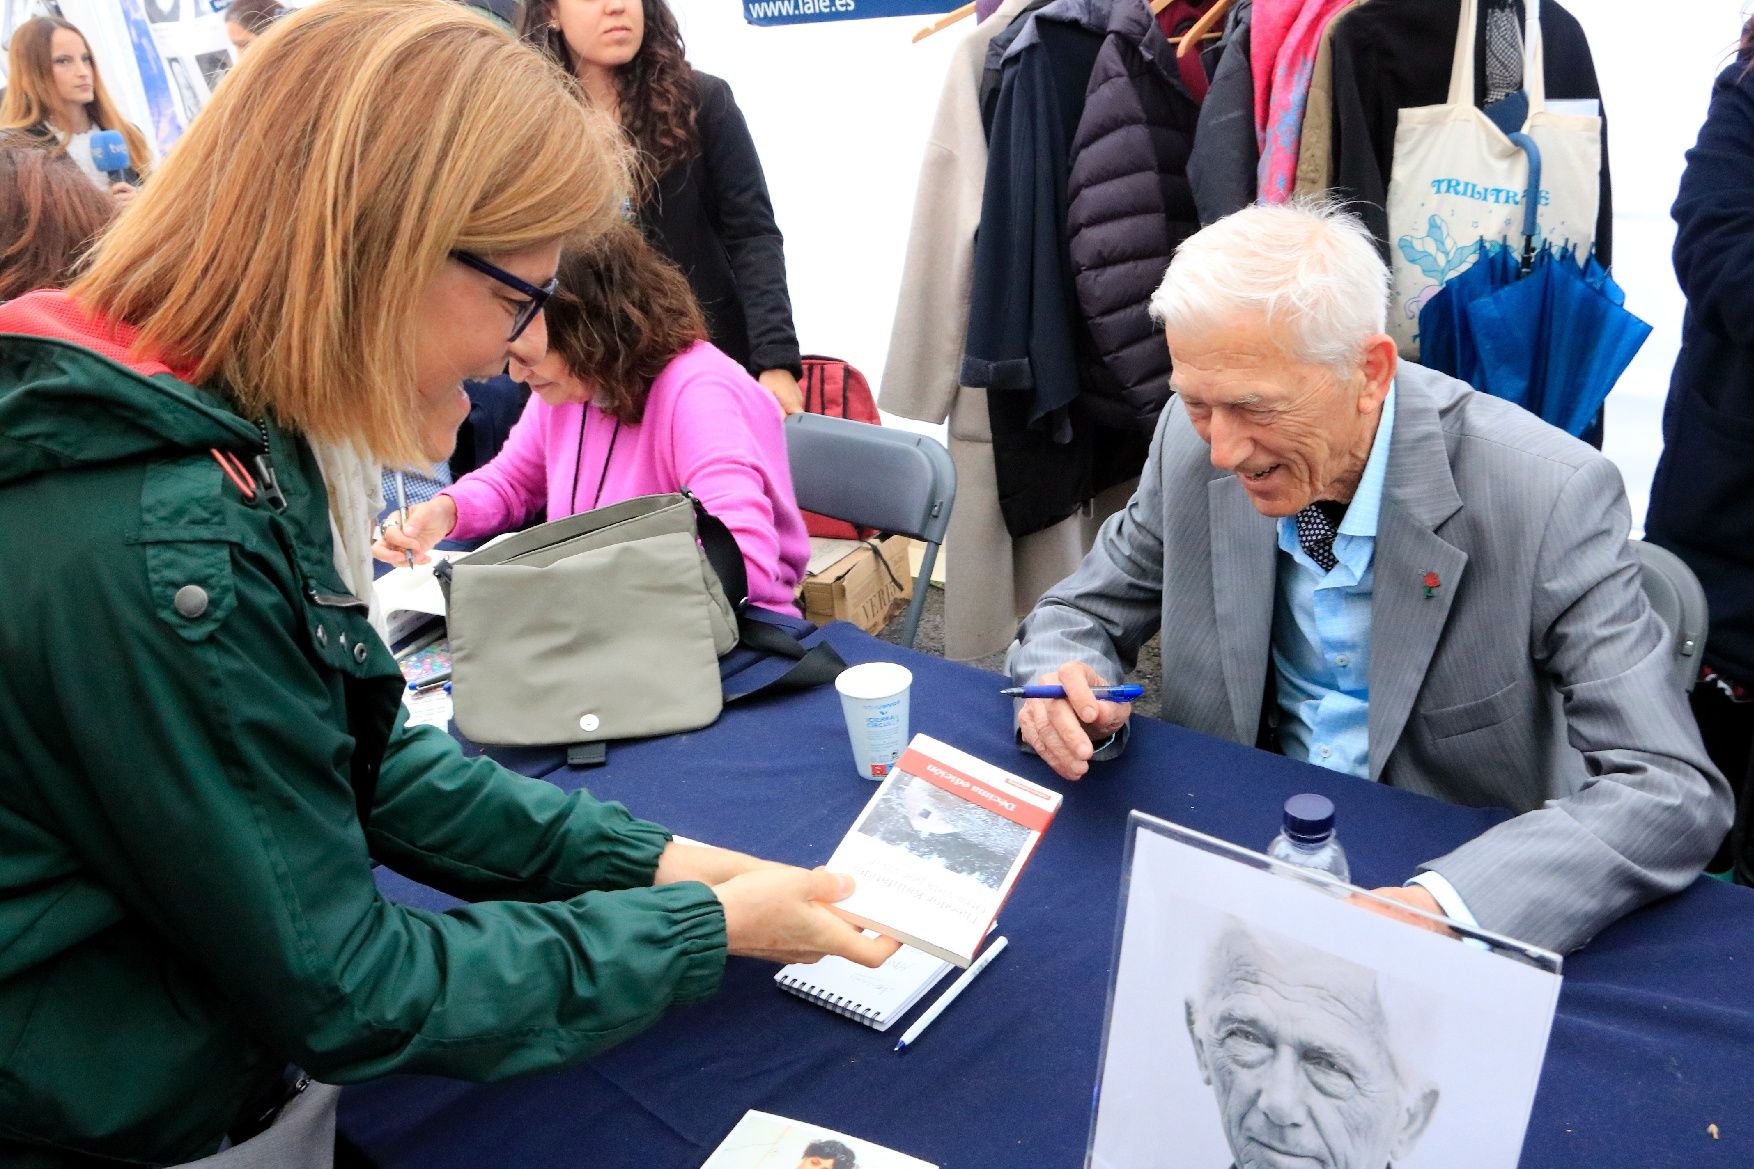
[980,0,1057,135]
[1066,0,1203,433]
[963,0,1114,424]
[638,71,801,378]
[1325,0,1612,266]
[1645,64,1754,682]
[964,0,1149,539]
[1186,0,1256,225]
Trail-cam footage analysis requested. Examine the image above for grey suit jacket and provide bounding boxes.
[1009,363,1731,953]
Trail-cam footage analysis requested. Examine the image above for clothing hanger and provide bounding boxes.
[912,2,976,43]
[1161,0,1234,57]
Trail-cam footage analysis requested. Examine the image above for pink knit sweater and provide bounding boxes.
[442,341,808,614]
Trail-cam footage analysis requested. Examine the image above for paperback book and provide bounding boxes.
[823,733,1059,967]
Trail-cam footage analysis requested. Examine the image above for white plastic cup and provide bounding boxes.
[834,662,912,780]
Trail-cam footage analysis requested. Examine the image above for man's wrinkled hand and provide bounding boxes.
[1015,661,1132,780]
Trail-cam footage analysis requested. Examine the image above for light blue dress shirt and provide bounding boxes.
[1264,387,1477,928]
[1270,387,1396,778]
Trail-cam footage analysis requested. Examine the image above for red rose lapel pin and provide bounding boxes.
[1422,571,1440,599]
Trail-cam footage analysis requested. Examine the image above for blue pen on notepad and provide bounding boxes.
[999,683,1144,702]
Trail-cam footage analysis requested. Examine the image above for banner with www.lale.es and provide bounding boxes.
[743,0,951,27]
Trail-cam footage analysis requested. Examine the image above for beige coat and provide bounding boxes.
[1295,0,1370,197]
[880,0,1129,661]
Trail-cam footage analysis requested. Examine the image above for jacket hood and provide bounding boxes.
[0,290,259,488]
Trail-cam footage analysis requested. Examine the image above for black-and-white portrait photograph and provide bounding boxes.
[852,772,1031,891]
[1087,821,1562,1169]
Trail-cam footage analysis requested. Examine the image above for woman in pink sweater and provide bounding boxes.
[376,223,809,614]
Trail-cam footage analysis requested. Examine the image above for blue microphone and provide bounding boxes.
[90,129,132,185]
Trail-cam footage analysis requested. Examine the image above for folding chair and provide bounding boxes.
[784,413,956,649]
[1630,539,1708,694]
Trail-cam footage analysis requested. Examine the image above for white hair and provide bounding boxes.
[1148,199,1390,374]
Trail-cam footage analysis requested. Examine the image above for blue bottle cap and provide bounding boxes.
[1283,793,1336,843]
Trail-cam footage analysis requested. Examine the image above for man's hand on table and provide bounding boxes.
[715,867,901,968]
[1016,661,1133,780]
[1353,884,1456,937]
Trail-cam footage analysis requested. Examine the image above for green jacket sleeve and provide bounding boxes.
[35,507,726,1083]
[368,710,678,903]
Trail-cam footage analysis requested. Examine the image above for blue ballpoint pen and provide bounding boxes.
[999,683,1144,701]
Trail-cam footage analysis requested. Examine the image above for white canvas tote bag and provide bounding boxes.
[1384,0,1601,355]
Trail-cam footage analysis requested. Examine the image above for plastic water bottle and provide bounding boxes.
[1266,793,1350,883]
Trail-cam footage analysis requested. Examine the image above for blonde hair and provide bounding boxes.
[2,17,152,174]
[72,0,628,466]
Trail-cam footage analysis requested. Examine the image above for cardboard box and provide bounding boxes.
[798,535,915,635]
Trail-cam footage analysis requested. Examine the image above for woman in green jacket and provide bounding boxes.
[0,3,889,1165]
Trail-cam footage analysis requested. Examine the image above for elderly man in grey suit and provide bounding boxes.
[1009,200,1730,954]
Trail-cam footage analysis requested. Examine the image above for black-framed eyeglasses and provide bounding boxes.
[452,250,560,342]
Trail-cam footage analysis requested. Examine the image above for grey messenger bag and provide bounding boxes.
[436,491,843,763]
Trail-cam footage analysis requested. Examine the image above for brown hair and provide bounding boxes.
[224,0,289,34]
[545,221,706,424]
[71,0,629,467]
[0,132,114,300]
[1742,16,1754,77]
[518,0,698,197]
[1,17,152,175]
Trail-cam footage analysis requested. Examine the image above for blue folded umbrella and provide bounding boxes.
[1418,240,1516,387]
[1464,246,1651,437]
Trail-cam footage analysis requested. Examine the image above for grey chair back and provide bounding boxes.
[1631,539,1707,693]
[784,413,956,649]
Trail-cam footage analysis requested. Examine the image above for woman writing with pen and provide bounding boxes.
[0,4,888,1164]
[373,221,810,616]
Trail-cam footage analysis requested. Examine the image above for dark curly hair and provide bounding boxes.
[801,1139,857,1169]
[517,0,699,197]
[544,221,707,424]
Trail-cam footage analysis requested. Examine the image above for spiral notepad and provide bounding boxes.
[775,941,953,1032]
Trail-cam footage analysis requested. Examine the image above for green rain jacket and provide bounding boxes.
[0,294,728,1167]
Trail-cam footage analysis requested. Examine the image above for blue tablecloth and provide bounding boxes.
[342,623,1754,1168]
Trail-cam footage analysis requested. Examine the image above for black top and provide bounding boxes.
[1645,64,1754,681]
[636,70,802,379]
